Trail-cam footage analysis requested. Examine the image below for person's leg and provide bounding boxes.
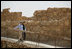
[18,32,23,42]
[22,32,26,40]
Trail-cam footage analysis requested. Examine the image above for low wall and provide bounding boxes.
[1,37,65,48]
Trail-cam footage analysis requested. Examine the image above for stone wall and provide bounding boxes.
[1,40,31,48]
[1,8,71,47]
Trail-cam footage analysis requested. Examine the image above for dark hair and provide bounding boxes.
[23,21,25,23]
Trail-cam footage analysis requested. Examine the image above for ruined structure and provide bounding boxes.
[1,8,32,21]
[1,8,71,48]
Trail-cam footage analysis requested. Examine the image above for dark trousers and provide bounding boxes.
[22,32,26,40]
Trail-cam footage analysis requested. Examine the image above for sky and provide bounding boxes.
[1,1,71,17]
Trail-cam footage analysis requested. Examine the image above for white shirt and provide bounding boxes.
[14,24,26,31]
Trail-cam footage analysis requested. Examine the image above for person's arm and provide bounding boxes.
[14,25,19,30]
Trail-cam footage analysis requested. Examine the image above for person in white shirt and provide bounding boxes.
[14,21,26,42]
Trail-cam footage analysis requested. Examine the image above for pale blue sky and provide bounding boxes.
[1,1,71,17]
